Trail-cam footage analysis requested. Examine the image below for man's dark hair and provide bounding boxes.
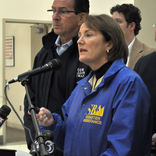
[110,4,142,36]
[73,0,90,14]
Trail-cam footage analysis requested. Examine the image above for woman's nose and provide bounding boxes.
[77,36,84,44]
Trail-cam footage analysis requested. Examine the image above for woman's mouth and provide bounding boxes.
[79,48,87,52]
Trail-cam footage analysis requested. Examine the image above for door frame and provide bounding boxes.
[2,18,51,144]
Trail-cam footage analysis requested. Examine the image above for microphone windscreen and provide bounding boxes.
[0,105,11,118]
[49,59,62,71]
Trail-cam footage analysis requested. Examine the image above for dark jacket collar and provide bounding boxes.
[42,31,78,49]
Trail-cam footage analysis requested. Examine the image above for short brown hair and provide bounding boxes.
[84,14,128,64]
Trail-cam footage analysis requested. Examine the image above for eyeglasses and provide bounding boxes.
[47,9,80,16]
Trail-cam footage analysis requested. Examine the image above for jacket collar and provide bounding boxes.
[42,31,78,49]
[42,31,58,48]
[78,59,125,87]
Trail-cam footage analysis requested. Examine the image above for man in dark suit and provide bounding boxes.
[134,22,156,155]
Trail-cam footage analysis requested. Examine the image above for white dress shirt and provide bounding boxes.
[126,37,136,66]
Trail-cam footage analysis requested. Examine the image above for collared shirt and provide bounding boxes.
[126,37,136,66]
[91,74,104,91]
[55,36,73,56]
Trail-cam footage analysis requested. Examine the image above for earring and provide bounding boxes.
[106,50,109,53]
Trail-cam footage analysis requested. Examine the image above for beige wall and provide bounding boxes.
[90,0,134,14]
[135,0,156,48]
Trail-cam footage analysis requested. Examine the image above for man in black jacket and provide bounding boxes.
[23,0,90,155]
[134,23,156,155]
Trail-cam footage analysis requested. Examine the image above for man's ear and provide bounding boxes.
[129,22,136,31]
[78,13,88,26]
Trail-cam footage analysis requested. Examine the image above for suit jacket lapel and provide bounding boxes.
[128,38,143,69]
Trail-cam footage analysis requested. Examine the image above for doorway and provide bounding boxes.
[2,19,52,144]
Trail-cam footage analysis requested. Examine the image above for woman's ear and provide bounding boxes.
[107,40,113,51]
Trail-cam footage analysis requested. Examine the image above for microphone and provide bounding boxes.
[8,59,62,84]
[30,130,56,155]
[0,105,11,128]
[43,130,56,154]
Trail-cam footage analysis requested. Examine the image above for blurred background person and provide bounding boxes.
[36,14,152,156]
[134,23,156,155]
[110,4,156,69]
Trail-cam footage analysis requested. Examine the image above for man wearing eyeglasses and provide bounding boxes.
[134,24,156,155]
[23,0,90,155]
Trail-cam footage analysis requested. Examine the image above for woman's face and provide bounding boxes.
[77,23,112,71]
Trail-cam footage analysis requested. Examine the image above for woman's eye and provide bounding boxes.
[86,33,92,37]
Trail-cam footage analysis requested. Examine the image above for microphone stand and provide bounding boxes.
[21,78,49,156]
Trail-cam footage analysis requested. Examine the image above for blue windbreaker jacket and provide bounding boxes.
[40,59,152,156]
